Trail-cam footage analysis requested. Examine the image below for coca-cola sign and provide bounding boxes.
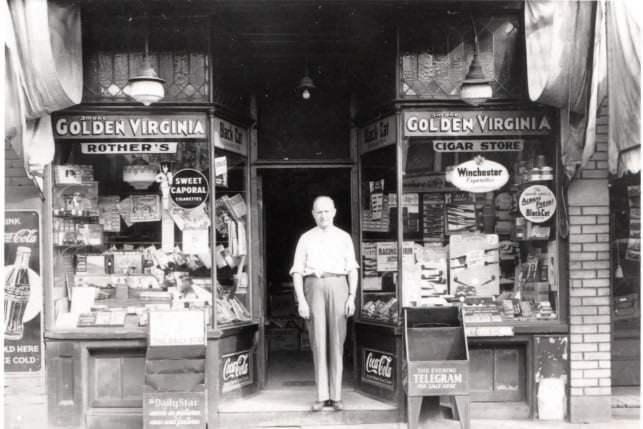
[362,348,394,388]
[221,351,252,392]
[4,229,38,244]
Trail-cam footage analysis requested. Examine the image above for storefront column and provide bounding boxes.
[567,107,612,422]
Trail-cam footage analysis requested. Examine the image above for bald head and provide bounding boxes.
[311,196,336,230]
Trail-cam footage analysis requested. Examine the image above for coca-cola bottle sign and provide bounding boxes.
[4,229,38,244]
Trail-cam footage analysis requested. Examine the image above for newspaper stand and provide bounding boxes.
[143,310,207,429]
[404,306,470,429]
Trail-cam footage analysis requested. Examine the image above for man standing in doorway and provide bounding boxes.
[290,196,359,412]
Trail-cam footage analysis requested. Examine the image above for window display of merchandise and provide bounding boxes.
[359,137,560,325]
[50,141,252,330]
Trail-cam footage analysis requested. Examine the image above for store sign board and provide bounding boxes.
[169,169,209,210]
[465,326,514,337]
[4,211,42,372]
[433,139,524,152]
[54,114,207,139]
[148,310,206,347]
[221,350,253,393]
[81,142,178,154]
[361,348,395,389]
[143,391,206,429]
[407,360,469,396]
[404,111,552,137]
[519,185,556,223]
[445,157,509,193]
[214,118,247,155]
[359,115,396,154]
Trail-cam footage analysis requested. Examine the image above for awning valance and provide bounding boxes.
[4,0,83,186]
[525,0,640,178]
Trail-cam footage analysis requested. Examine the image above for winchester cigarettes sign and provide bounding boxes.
[221,350,252,393]
[404,110,552,137]
[362,348,394,389]
[54,114,207,139]
[446,156,510,193]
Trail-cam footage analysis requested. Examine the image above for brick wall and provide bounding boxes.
[567,102,612,422]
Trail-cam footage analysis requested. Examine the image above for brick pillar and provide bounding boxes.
[567,104,612,422]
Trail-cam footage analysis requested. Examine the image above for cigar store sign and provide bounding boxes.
[519,185,557,223]
[446,156,510,193]
[362,348,394,389]
[54,114,207,139]
[221,350,252,393]
[214,117,248,155]
[404,110,552,137]
[359,115,396,154]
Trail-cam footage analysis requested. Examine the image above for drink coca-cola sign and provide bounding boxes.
[4,229,38,244]
[221,351,252,392]
[362,348,394,388]
[4,211,42,373]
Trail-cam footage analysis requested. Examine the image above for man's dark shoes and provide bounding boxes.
[331,400,344,411]
[311,400,326,411]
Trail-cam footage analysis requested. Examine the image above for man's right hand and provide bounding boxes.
[298,299,310,319]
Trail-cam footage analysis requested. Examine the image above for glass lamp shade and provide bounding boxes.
[459,54,493,106]
[298,75,316,100]
[126,59,166,106]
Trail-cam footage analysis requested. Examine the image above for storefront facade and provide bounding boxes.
[5,1,635,428]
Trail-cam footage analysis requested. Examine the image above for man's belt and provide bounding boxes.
[307,273,345,279]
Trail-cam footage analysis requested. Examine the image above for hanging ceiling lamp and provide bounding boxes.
[298,49,316,100]
[459,12,493,106]
[125,13,165,106]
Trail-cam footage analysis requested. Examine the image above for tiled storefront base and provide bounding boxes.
[570,395,611,423]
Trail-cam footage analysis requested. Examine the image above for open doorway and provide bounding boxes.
[261,167,354,392]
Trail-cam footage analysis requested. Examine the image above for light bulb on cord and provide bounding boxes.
[302,88,311,100]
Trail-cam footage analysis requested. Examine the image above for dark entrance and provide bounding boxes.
[262,168,354,392]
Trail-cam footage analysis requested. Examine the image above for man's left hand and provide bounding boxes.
[344,295,355,318]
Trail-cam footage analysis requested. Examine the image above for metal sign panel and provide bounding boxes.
[407,360,469,396]
[54,114,207,139]
[220,350,253,393]
[359,115,397,154]
[213,117,248,155]
[361,348,395,389]
[404,111,553,137]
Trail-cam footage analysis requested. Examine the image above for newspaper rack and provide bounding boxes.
[404,306,470,429]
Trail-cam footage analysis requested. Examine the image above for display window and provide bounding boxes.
[49,114,252,331]
[213,150,251,327]
[359,144,400,324]
[400,134,560,325]
[358,110,562,327]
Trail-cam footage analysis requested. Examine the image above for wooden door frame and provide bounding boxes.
[250,163,358,389]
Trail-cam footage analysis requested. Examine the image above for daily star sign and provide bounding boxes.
[445,157,509,193]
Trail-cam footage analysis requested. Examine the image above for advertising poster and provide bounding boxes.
[4,211,42,372]
[361,348,395,389]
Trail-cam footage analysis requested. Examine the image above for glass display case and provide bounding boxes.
[358,109,563,328]
[400,135,561,324]
[50,139,222,331]
[359,144,400,324]
[213,150,252,327]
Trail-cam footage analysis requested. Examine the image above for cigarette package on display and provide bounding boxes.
[54,164,94,185]
[422,194,445,241]
[77,224,104,246]
[53,182,99,216]
[112,252,144,275]
[449,233,500,297]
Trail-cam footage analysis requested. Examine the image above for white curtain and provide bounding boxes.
[607,0,641,176]
[4,0,83,183]
[525,0,605,179]
[525,0,640,179]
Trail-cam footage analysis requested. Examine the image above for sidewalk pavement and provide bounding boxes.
[301,418,641,429]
